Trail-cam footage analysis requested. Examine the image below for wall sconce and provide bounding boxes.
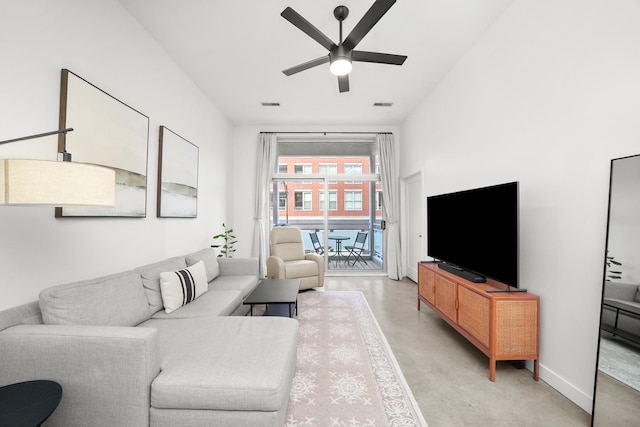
[0,128,115,207]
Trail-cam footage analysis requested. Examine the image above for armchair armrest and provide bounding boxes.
[305,253,325,286]
[0,324,160,426]
[266,256,286,279]
[217,257,259,276]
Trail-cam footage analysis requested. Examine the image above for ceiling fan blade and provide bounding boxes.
[283,56,330,76]
[343,0,396,50]
[281,7,337,51]
[352,50,407,65]
[338,74,350,93]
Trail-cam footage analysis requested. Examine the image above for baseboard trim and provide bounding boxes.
[536,362,593,414]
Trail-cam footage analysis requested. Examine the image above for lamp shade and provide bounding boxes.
[0,159,115,206]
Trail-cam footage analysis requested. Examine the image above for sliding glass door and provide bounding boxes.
[271,154,383,272]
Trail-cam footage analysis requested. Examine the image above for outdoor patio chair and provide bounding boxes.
[309,231,330,254]
[345,232,368,266]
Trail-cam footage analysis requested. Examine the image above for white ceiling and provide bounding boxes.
[118,0,513,126]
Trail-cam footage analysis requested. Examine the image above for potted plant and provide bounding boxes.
[212,223,237,258]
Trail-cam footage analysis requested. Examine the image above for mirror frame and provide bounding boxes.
[591,153,640,425]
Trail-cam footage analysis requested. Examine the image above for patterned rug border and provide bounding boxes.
[286,290,428,426]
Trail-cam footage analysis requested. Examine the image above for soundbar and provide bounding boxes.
[437,262,486,283]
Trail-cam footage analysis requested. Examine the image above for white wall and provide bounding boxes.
[230,125,400,259]
[400,0,640,412]
[0,0,232,310]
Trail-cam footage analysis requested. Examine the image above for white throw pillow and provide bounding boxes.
[159,260,208,314]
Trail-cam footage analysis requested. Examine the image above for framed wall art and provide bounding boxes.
[157,126,199,218]
[56,69,149,217]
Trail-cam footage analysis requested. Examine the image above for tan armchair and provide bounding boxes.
[266,226,324,290]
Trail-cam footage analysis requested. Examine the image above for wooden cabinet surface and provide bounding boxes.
[417,266,435,306]
[435,274,457,321]
[417,262,539,382]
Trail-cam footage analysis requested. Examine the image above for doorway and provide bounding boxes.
[403,172,423,282]
[271,162,383,272]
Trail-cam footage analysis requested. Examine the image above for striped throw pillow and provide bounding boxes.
[159,260,208,314]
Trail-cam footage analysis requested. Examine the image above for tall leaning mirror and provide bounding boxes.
[592,154,640,425]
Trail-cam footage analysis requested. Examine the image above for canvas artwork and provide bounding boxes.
[56,69,149,217]
[157,126,198,218]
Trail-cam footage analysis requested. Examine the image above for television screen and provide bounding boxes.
[427,181,519,288]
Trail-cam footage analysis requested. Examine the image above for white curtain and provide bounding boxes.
[377,133,403,280]
[252,132,276,277]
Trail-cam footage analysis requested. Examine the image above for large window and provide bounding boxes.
[270,138,383,272]
[344,190,363,210]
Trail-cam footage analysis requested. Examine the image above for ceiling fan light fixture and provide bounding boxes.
[329,45,352,76]
[330,57,352,76]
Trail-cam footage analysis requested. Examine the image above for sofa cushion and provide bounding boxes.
[185,248,220,282]
[39,271,151,326]
[209,275,259,298]
[143,316,298,412]
[159,261,208,314]
[137,257,187,314]
[604,281,639,302]
[151,290,242,318]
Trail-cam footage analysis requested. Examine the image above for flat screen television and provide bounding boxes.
[427,181,519,289]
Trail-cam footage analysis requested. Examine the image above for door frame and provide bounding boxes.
[402,171,424,282]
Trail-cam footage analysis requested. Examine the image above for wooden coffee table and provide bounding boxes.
[244,279,300,318]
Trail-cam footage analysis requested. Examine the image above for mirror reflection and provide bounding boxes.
[593,154,640,425]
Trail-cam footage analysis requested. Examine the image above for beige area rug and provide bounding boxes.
[285,291,428,427]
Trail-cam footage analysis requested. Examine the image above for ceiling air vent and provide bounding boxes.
[261,102,281,107]
[373,102,393,107]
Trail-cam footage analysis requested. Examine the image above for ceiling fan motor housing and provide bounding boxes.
[334,6,349,21]
[331,45,352,62]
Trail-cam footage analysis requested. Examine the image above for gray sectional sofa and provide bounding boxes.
[0,248,299,427]
[602,281,640,342]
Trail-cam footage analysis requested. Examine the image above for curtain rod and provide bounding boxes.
[260,131,392,135]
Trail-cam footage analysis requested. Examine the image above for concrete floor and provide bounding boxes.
[320,275,592,427]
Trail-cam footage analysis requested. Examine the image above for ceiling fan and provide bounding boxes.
[281,0,407,93]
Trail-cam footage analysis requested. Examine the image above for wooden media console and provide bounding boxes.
[417,262,539,381]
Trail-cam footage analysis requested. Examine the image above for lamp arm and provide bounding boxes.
[0,128,73,145]
[0,128,74,162]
